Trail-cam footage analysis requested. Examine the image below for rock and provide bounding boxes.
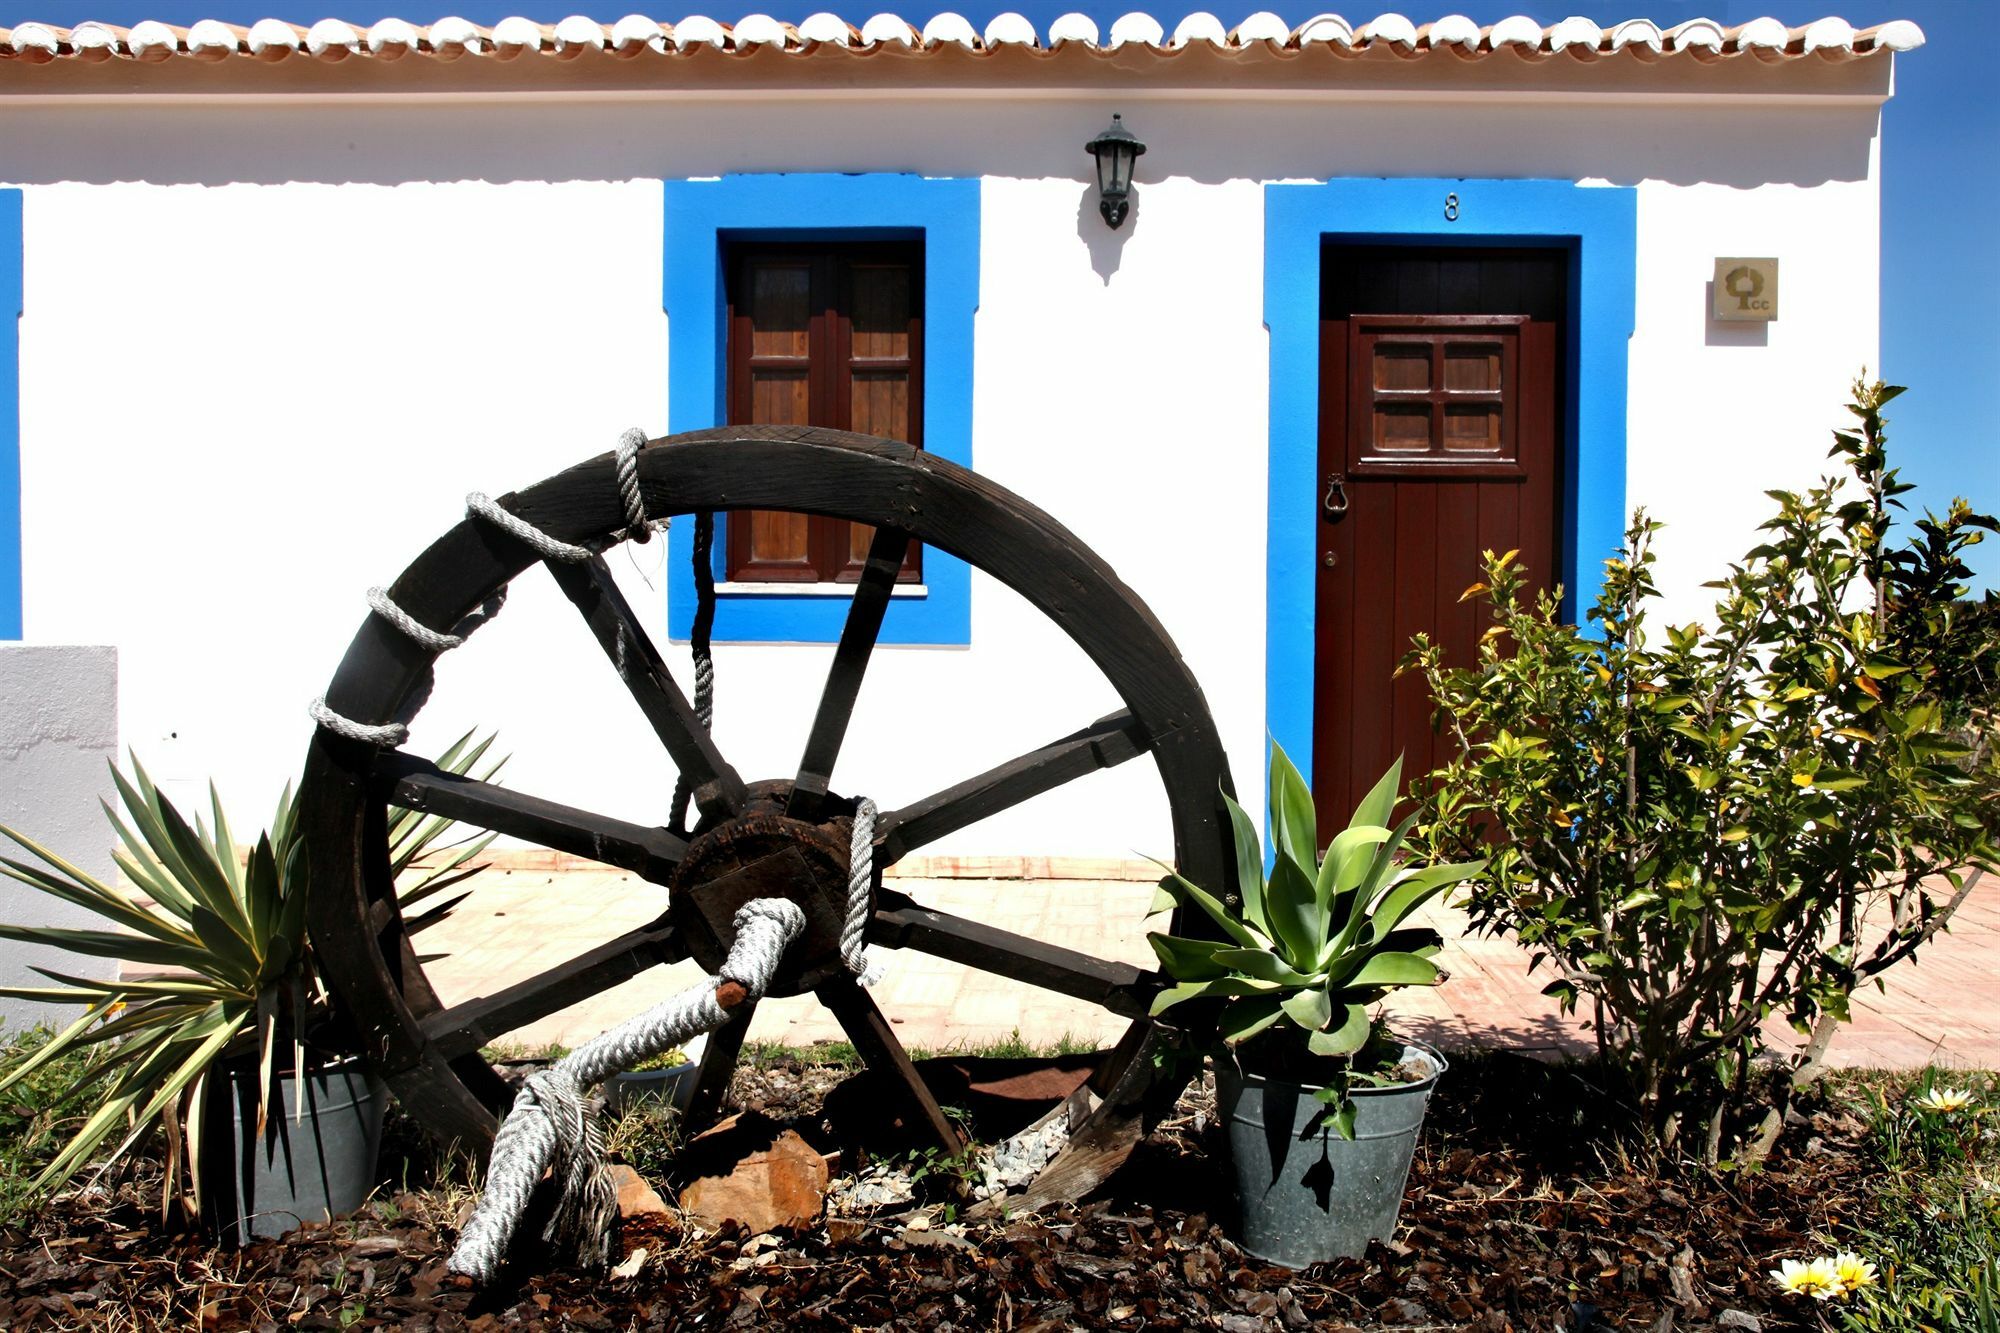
[975,1114,1071,1200]
[1717,1312,1762,1332]
[609,1165,670,1218]
[827,1167,916,1213]
[679,1113,831,1234]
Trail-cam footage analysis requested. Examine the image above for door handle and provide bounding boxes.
[1323,472,1350,517]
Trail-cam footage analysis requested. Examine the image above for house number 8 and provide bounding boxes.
[1444,193,1460,221]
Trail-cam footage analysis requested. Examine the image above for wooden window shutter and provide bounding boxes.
[726,244,924,583]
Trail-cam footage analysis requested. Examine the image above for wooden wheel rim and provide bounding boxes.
[299,425,1236,1195]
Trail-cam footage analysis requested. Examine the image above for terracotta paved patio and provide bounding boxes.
[419,866,2000,1070]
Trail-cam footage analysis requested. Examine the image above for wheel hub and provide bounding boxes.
[667,780,861,996]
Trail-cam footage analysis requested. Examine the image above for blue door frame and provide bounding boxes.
[1262,178,1637,795]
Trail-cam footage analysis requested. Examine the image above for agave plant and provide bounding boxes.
[0,731,500,1208]
[1149,742,1483,1094]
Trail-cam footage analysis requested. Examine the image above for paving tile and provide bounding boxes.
[405,869,2000,1071]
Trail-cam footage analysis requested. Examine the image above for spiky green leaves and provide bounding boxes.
[1147,741,1485,1058]
[0,730,504,1207]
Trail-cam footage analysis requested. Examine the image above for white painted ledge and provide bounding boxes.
[715,581,929,597]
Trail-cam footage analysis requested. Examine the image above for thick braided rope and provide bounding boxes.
[311,584,510,745]
[842,798,881,984]
[466,492,593,564]
[447,898,805,1284]
[307,697,406,746]
[614,427,665,545]
[366,587,464,653]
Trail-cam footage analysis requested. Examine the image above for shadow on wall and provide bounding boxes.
[1076,182,1133,284]
[1703,279,1772,348]
[0,99,1882,190]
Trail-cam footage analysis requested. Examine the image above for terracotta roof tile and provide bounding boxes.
[0,11,1924,75]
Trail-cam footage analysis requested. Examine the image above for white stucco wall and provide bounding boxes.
[0,88,1881,855]
[0,644,119,1029]
[1628,162,1882,620]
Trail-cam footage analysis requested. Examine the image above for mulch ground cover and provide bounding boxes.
[0,1050,1869,1331]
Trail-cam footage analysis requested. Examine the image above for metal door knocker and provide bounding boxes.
[1323,472,1350,517]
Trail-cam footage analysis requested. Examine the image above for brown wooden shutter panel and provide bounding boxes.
[726,245,924,583]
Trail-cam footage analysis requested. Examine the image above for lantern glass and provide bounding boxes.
[1104,142,1134,196]
[1084,113,1147,230]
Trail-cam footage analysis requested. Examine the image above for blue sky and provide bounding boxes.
[4,0,1993,584]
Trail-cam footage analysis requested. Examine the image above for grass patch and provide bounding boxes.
[912,1028,1098,1062]
[742,1040,863,1070]
[0,1025,103,1225]
[741,1030,1100,1071]
[605,1102,684,1183]
[1822,1068,2000,1332]
[479,1040,571,1064]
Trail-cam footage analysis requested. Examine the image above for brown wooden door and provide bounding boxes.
[1314,247,1564,830]
[726,243,924,583]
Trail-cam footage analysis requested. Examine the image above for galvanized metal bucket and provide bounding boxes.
[1215,1042,1446,1268]
[213,1055,388,1244]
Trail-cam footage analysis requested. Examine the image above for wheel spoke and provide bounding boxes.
[682,1002,756,1136]
[543,554,747,819]
[788,526,911,819]
[816,975,965,1156]
[419,920,687,1061]
[372,750,687,882]
[869,887,1151,1018]
[874,710,1153,862]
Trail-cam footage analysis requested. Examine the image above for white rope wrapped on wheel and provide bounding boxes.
[447,898,806,1284]
[842,798,881,984]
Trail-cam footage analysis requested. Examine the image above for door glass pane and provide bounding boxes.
[1374,404,1431,452]
[1443,405,1501,452]
[749,265,810,359]
[1372,343,1430,392]
[850,266,911,360]
[1443,343,1502,392]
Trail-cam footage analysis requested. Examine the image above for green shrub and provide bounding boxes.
[1408,379,1998,1160]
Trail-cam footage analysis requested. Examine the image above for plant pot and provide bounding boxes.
[603,1059,700,1115]
[207,1054,388,1245]
[601,1031,705,1115]
[1215,1041,1446,1268]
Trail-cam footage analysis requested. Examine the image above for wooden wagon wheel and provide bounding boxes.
[298,424,1236,1209]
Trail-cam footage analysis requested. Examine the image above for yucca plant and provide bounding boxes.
[1149,741,1483,1131]
[0,731,500,1211]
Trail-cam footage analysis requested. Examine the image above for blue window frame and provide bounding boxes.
[662,174,979,646]
[1,189,19,640]
[1262,177,1637,793]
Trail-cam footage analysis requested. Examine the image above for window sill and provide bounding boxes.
[715,582,929,599]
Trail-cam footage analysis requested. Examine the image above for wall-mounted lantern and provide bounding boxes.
[1085,113,1146,229]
